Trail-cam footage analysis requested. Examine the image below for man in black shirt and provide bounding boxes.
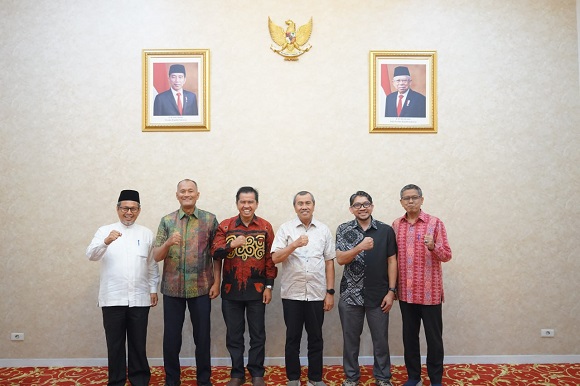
[335,191,398,386]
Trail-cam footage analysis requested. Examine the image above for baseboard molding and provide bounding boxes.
[1,355,578,368]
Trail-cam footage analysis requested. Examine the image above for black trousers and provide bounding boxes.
[163,294,212,386]
[221,299,266,379]
[399,301,444,384]
[282,299,325,382]
[102,306,151,386]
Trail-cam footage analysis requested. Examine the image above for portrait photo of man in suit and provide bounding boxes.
[153,64,198,116]
[385,66,426,118]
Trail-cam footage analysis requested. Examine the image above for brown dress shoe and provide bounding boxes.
[226,378,244,386]
[252,377,266,386]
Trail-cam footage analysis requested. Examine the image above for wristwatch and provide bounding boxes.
[326,289,335,295]
[388,287,397,294]
[265,285,273,290]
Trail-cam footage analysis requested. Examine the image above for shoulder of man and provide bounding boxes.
[196,207,217,219]
[311,217,331,230]
[132,223,154,234]
[218,215,238,227]
[409,89,426,99]
[255,216,274,231]
[392,214,406,225]
[375,220,395,235]
[97,222,119,232]
[421,211,444,226]
[336,219,356,232]
[157,89,172,97]
[161,209,180,221]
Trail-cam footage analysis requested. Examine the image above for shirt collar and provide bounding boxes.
[179,207,199,219]
[117,221,135,229]
[235,215,258,227]
[402,210,426,223]
[291,216,319,229]
[348,216,378,231]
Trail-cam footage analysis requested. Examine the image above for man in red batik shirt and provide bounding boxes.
[392,184,452,386]
[211,186,277,386]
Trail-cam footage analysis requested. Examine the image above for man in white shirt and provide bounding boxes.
[86,190,159,386]
[271,191,336,386]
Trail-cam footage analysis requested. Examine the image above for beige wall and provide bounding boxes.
[1,0,579,363]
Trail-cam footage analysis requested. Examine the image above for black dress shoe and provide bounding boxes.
[226,378,245,386]
[252,376,266,386]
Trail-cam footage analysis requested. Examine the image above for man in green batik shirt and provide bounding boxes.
[153,179,219,386]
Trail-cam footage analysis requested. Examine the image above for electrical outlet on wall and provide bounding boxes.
[540,329,555,338]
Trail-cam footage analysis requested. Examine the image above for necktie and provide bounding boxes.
[177,92,183,115]
[397,95,404,117]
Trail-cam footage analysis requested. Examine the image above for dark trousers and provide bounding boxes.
[221,299,266,379]
[163,294,212,386]
[282,299,325,382]
[338,299,391,382]
[399,301,444,384]
[102,306,151,386]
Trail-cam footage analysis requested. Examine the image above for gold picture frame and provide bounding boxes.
[370,50,437,133]
[142,49,210,132]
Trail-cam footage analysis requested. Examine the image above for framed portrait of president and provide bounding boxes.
[369,51,436,133]
[143,49,210,131]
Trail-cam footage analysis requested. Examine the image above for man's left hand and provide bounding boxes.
[209,283,220,299]
[424,234,435,251]
[323,293,334,311]
[263,287,272,304]
[380,292,395,313]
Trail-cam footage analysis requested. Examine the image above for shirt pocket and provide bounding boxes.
[306,238,327,259]
[137,242,151,258]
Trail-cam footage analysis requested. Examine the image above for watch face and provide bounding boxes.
[327,289,335,295]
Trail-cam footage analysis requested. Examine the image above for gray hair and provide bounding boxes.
[293,191,315,206]
[177,179,198,190]
[400,184,423,198]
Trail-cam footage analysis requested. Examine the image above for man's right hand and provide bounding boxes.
[358,236,374,251]
[230,235,247,248]
[293,235,309,248]
[166,231,182,247]
[104,230,122,245]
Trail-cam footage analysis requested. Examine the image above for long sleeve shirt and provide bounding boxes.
[392,210,452,305]
[155,207,218,298]
[212,215,277,301]
[86,222,159,307]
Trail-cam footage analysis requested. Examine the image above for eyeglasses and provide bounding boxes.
[393,79,410,83]
[118,206,140,213]
[401,195,422,202]
[351,201,372,209]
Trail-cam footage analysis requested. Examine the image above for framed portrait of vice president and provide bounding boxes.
[143,49,210,132]
[370,51,436,133]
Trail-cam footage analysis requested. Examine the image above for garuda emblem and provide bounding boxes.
[268,17,313,61]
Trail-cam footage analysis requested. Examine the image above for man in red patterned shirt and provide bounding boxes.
[211,186,277,386]
[392,184,452,386]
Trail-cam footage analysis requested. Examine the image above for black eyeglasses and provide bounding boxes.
[351,201,372,209]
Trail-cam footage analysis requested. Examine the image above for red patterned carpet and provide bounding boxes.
[0,364,579,385]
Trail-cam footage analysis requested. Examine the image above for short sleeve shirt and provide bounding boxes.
[336,217,397,307]
[271,217,335,301]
